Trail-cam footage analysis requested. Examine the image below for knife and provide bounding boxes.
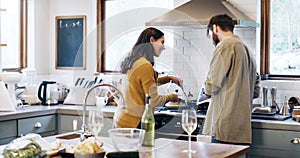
[87,81,94,88]
[79,78,85,86]
[94,76,98,84]
[83,80,89,88]
[98,78,103,84]
[74,78,81,86]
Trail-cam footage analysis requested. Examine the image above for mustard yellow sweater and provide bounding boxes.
[113,57,176,128]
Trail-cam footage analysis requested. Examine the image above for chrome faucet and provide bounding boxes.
[80,83,125,141]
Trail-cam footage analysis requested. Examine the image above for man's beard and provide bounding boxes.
[212,34,220,46]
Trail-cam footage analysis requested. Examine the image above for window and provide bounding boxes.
[261,0,300,79]
[0,0,27,72]
[99,0,183,72]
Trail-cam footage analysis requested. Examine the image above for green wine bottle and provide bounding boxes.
[141,94,155,147]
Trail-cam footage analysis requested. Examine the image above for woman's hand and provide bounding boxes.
[168,93,180,102]
[168,76,183,90]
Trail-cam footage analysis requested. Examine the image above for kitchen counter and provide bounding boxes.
[0,104,299,157]
[0,104,299,131]
[0,104,116,121]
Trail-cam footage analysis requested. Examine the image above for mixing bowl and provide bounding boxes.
[108,128,145,151]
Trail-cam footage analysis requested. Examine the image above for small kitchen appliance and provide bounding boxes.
[21,68,39,105]
[38,81,59,105]
[0,72,22,110]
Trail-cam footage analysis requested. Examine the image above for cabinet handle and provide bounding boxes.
[34,122,42,128]
[290,138,300,144]
[0,129,2,133]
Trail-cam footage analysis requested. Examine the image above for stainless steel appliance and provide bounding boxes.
[154,107,205,141]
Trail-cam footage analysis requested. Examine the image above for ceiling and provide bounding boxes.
[226,0,257,20]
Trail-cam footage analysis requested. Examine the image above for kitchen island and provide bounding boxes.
[44,132,249,158]
[0,104,299,157]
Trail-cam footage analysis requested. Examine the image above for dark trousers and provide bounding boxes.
[211,136,250,146]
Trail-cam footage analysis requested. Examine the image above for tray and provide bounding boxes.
[252,114,292,121]
[252,111,276,116]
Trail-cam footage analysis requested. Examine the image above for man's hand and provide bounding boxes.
[204,93,211,99]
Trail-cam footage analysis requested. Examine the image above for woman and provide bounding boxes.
[113,27,182,128]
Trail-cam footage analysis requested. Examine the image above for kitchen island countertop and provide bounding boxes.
[45,132,249,158]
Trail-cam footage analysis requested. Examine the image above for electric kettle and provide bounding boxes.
[38,81,59,105]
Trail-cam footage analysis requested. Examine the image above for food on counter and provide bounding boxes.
[3,133,65,158]
[3,141,45,158]
[292,109,300,122]
[75,138,104,154]
[252,106,272,114]
[3,138,45,158]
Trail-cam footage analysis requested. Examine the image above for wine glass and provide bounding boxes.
[87,108,104,140]
[181,108,197,153]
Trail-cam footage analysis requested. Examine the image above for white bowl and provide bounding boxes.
[108,128,145,151]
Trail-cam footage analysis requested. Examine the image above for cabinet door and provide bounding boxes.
[18,115,56,136]
[0,120,17,145]
[58,114,113,137]
[250,128,300,157]
[58,114,83,133]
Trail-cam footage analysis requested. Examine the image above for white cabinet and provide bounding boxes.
[0,8,7,47]
[249,128,300,157]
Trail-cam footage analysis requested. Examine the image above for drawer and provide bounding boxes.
[58,115,83,133]
[58,115,113,137]
[0,120,17,139]
[18,115,56,136]
[252,128,300,152]
[249,147,300,158]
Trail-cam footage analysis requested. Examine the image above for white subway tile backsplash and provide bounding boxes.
[183,46,198,56]
[183,30,206,39]
[170,28,257,94]
[175,39,191,47]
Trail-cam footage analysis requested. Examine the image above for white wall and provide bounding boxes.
[28,0,97,86]
[28,0,300,104]
[28,0,49,74]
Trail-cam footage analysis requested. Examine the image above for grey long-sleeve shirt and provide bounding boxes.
[202,35,257,144]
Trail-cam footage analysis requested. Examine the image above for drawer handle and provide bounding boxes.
[291,138,300,144]
[34,122,42,128]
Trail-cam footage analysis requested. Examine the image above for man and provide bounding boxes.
[202,14,259,145]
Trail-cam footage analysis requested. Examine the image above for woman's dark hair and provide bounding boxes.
[207,14,235,37]
[120,27,164,74]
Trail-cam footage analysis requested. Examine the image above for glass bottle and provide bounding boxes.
[141,94,155,147]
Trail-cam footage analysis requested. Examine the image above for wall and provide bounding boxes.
[28,1,297,106]
[28,0,259,100]
[28,0,97,87]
